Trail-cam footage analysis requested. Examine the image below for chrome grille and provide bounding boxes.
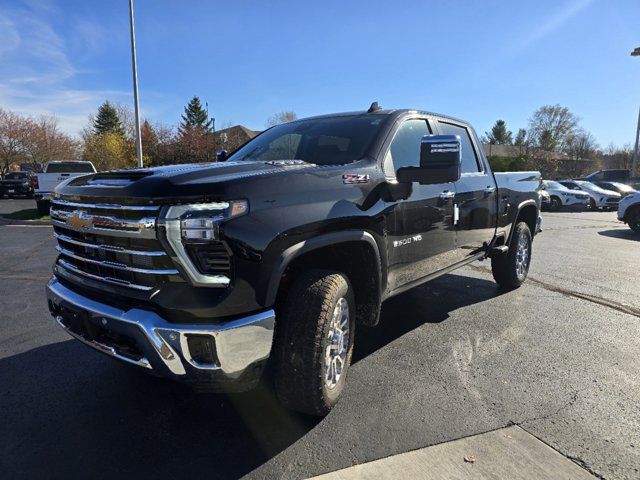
[52,199,180,291]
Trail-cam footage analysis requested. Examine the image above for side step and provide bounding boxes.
[488,245,509,257]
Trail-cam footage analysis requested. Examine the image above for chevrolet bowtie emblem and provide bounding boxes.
[67,211,93,230]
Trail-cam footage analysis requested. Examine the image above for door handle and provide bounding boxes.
[439,191,455,200]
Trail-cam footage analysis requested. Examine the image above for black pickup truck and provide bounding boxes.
[46,106,542,415]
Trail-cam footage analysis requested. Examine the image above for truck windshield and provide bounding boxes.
[46,163,95,173]
[228,115,385,165]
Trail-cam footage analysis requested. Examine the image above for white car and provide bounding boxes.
[559,180,621,210]
[617,192,640,233]
[34,160,96,215]
[541,180,590,211]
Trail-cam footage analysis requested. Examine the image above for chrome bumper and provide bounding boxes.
[46,277,275,390]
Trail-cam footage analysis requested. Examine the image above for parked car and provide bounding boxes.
[34,160,96,216]
[541,180,590,211]
[618,192,640,233]
[559,180,621,210]
[594,181,638,197]
[45,106,542,415]
[0,171,36,198]
[539,188,551,210]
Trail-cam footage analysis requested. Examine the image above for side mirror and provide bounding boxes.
[216,149,228,162]
[396,135,461,185]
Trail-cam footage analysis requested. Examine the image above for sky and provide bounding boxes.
[0,0,638,148]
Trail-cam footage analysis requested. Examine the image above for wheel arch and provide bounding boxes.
[265,231,384,327]
[507,200,539,246]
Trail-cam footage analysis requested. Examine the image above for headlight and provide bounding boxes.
[177,200,249,242]
[160,200,249,287]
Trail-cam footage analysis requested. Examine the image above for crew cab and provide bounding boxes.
[45,106,542,415]
[34,160,96,215]
[0,171,36,198]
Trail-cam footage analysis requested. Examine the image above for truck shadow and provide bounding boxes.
[598,229,639,241]
[0,273,502,480]
[354,272,505,363]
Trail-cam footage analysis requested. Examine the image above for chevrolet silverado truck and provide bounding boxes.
[46,106,541,415]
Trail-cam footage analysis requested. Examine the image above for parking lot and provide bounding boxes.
[0,199,638,479]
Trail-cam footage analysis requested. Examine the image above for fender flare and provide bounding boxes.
[262,230,383,306]
[507,199,539,245]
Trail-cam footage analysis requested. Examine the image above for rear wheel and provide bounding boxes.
[273,269,355,416]
[491,222,532,289]
[628,207,640,234]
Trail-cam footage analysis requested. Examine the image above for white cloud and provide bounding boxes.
[0,3,130,136]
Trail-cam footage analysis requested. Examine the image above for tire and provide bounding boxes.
[491,222,532,289]
[549,196,562,211]
[36,200,50,217]
[589,198,596,210]
[273,269,355,416]
[628,207,640,234]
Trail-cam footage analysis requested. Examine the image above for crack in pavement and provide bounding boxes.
[469,264,640,319]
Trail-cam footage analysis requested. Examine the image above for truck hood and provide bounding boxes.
[56,160,322,203]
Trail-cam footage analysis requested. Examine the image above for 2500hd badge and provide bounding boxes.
[46,104,542,416]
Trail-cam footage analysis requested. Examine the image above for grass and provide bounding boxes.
[1,209,50,221]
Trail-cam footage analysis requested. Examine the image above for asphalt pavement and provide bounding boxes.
[0,201,638,479]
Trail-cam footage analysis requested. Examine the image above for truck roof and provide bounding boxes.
[297,108,469,127]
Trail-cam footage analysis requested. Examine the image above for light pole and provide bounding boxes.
[631,47,640,177]
[129,0,143,168]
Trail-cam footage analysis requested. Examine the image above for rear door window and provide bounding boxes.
[437,121,482,174]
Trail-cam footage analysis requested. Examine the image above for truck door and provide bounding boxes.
[436,120,497,258]
[382,117,457,292]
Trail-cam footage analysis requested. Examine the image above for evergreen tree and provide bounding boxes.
[179,96,212,135]
[484,119,513,145]
[93,101,124,136]
[514,128,527,146]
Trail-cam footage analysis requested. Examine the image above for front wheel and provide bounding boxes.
[273,269,355,416]
[589,198,597,210]
[549,196,562,211]
[491,222,532,289]
[36,200,50,217]
[628,208,640,234]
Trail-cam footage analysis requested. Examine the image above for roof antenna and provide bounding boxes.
[367,101,381,113]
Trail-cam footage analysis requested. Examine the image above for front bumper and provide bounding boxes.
[46,277,275,391]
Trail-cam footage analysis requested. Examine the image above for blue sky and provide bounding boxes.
[0,0,638,147]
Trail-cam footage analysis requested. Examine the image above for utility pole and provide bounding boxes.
[631,47,640,177]
[129,0,143,168]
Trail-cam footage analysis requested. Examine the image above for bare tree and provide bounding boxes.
[0,109,30,177]
[265,111,297,128]
[22,115,80,170]
[565,129,598,176]
[528,105,579,153]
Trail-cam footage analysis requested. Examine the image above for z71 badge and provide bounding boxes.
[343,174,369,184]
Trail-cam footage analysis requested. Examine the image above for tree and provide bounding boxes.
[265,111,297,127]
[22,116,79,170]
[93,101,124,136]
[179,96,212,135]
[83,132,135,171]
[484,119,512,145]
[528,105,578,152]
[514,129,527,146]
[565,129,598,176]
[0,109,30,176]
